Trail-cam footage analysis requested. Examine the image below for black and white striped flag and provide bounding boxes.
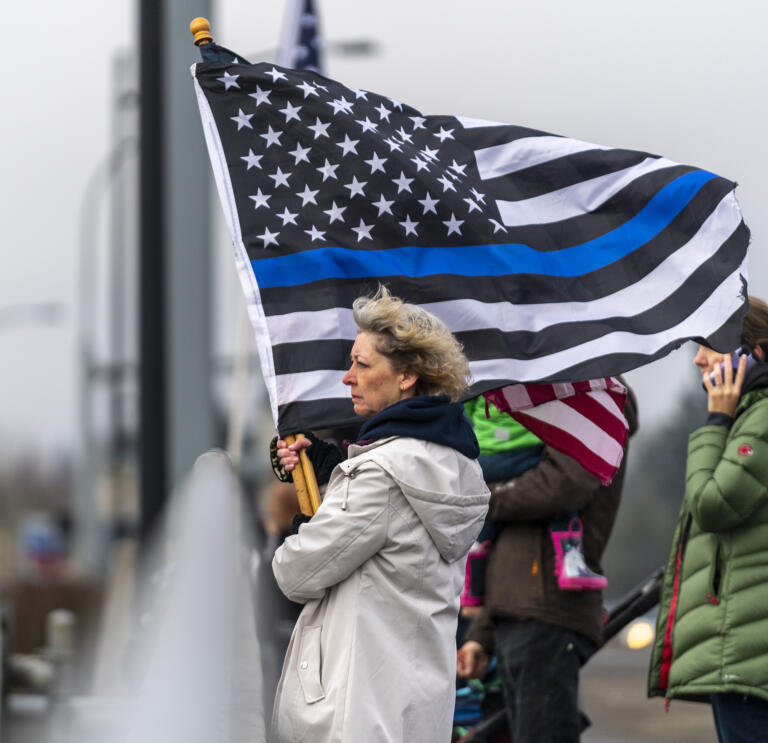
[192,60,749,437]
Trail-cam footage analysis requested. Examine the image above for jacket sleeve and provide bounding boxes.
[488,446,602,523]
[687,422,768,532]
[272,462,390,603]
[462,607,496,655]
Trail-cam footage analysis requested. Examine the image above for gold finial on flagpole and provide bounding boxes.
[190,17,213,46]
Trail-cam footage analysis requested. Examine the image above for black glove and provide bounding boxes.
[291,514,312,534]
[269,432,344,485]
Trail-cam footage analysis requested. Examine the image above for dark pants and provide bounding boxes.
[711,693,768,743]
[494,618,596,743]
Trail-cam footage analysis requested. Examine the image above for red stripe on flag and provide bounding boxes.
[510,411,617,485]
[560,392,628,445]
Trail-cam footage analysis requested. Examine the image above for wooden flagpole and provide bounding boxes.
[284,434,322,516]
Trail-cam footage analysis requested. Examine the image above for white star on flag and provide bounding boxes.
[257,227,279,247]
[260,126,282,148]
[372,194,394,216]
[297,185,319,206]
[249,188,271,209]
[230,109,253,130]
[316,159,340,181]
[323,201,347,223]
[279,101,302,122]
[297,80,318,98]
[418,193,439,214]
[356,117,378,133]
[443,213,464,236]
[437,175,456,192]
[308,118,331,139]
[351,219,374,241]
[217,71,240,90]
[336,135,359,156]
[265,67,288,82]
[345,176,367,198]
[305,225,326,242]
[269,167,291,188]
[249,86,271,106]
[392,172,414,193]
[329,96,354,115]
[278,207,298,226]
[241,149,263,170]
[400,215,419,236]
[364,153,387,173]
[289,143,311,164]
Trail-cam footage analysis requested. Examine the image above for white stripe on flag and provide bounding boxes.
[517,398,624,468]
[276,368,347,406]
[474,136,613,180]
[456,115,508,129]
[586,389,626,422]
[264,190,742,347]
[495,156,676,226]
[268,308,358,346]
[467,262,747,381]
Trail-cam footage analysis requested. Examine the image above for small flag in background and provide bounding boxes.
[278,0,322,72]
[191,58,748,480]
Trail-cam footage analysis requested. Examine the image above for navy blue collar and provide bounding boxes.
[357,395,479,459]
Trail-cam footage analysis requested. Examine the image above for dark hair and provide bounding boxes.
[742,296,768,357]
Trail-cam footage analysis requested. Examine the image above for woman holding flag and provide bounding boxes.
[270,286,489,743]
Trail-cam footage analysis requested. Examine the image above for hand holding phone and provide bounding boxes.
[709,347,756,385]
[705,349,751,417]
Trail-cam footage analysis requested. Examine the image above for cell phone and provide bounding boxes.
[709,347,756,384]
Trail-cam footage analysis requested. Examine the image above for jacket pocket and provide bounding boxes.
[707,539,723,605]
[297,625,326,704]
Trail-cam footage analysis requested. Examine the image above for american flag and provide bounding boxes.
[485,378,629,485]
[191,58,748,478]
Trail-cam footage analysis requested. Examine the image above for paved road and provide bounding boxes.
[581,641,717,743]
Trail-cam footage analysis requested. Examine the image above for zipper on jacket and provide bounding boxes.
[659,514,692,694]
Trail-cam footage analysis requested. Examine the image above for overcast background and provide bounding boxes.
[2,0,766,465]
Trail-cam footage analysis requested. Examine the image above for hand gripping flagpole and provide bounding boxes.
[284,434,322,516]
[189,18,322,517]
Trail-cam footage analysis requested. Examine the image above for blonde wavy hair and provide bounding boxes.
[352,286,471,401]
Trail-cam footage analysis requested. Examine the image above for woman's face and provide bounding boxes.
[693,344,729,375]
[342,331,417,418]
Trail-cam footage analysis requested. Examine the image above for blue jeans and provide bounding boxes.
[711,693,768,743]
[494,618,596,743]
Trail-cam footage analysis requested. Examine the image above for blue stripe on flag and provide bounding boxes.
[251,169,716,289]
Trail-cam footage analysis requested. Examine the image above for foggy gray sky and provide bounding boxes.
[2,0,766,461]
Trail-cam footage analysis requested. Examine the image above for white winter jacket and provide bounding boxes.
[271,435,489,743]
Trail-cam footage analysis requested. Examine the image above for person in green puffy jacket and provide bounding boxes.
[648,296,768,743]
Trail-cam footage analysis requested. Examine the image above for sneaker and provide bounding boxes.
[551,518,607,591]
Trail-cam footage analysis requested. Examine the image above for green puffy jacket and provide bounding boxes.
[648,386,768,704]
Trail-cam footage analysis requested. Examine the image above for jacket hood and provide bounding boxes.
[357,395,480,459]
[344,438,489,563]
